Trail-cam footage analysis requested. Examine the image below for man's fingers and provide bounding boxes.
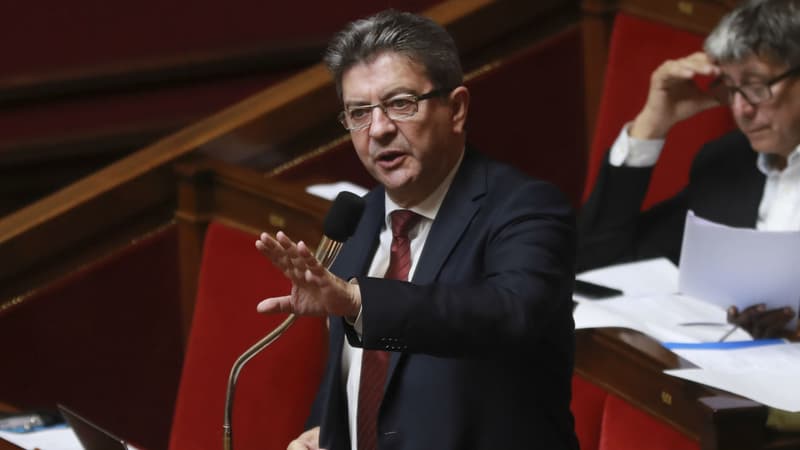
[655,53,719,89]
[256,231,318,283]
[276,231,298,250]
[256,233,291,265]
[287,426,321,450]
[730,303,766,326]
[256,296,293,314]
[726,305,740,322]
[297,241,327,277]
[727,304,794,339]
[255,232,279,255]
[678,52,719,76]
[756,308,795,339]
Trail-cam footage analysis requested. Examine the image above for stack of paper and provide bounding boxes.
[0,425,82,450]
[679,211,800,327]
[666,342,800,412]
[574,212,800,411]
[573,258,752,342]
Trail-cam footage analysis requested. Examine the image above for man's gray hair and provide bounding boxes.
[704,0,800,66]
[324,10,463,100]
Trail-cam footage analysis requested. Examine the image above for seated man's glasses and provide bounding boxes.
[709,65,800,106]
[339,87,453,131]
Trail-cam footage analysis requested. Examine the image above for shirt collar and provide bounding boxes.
[756,143,800,175]
[383,149,465,226]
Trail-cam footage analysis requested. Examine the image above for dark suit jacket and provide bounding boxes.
[578,130,765,272]
[308,149,578,450]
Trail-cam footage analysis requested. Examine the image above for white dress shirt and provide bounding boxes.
[340,151,464,450]
[608,124,800,231]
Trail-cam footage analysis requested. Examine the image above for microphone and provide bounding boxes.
[314,191,366,267]
[223,191,365,450]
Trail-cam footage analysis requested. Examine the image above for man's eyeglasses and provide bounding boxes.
[338,88,453,131]
[709,65,800,106]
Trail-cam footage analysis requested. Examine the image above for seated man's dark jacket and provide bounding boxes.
[307,149,579,450]
[578,130,764,272]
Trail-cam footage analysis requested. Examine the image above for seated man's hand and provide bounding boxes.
[630,52,721,140]
[727,303,796,339]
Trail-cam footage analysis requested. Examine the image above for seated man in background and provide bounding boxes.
[578,0,799,338]
[256,9,578,450]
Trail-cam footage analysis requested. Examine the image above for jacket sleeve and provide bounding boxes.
[577,149,688,272]
[353,178,576,358]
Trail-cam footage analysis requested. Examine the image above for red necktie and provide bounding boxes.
[357,209,420,450]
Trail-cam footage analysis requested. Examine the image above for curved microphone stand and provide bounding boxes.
[222,236,344,450]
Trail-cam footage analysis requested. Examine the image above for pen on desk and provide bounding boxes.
[718,325,740,342]
[678,322,728,327]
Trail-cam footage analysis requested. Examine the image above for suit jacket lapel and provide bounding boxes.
[386,150,487,380]
[329,153,489,407]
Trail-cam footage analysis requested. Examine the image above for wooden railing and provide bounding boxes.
[0,0,578,318]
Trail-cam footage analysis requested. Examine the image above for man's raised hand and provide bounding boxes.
[254,231,361,318]
[631,52,722,139]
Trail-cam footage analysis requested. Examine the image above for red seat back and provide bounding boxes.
[598,394,699,450]
[169,221,328,450]
[573,12,737,450]
[571,375,700,450]
[583,13,736,209]
[571,375,608,450]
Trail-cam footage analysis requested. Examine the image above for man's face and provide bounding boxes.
[340,52,468,207]
[721,55,800,156]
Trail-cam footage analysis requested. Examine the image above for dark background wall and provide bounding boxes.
[0,0,441,215]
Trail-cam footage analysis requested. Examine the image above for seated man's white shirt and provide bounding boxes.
[608,122,665,167]
[608,124,800,231]
[757,145,800,231]
[340,150,463,450]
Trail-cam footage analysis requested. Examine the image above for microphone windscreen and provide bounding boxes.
[323,191,365,242]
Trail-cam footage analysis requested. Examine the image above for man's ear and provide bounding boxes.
[449,86,470,133]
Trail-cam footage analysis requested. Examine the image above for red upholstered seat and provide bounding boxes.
[573,12,738,450]
[571,375,608,450]
[169,221,328,450]
[571,376,700,450]
[598,394,699,450]
[583,13,736,209]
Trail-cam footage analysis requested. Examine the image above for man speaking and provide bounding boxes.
[255,10,578,450]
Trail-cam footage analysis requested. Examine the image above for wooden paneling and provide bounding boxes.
[0,0,579,306]
[0,41,325,108]
[174,156,329,340]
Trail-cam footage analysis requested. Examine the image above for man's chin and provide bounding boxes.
[379,174,412,193]
[747,136,794,157]
[745,132,776,153]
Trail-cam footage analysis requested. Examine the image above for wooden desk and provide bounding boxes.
[576,327,800,450]
[0,438,23,450]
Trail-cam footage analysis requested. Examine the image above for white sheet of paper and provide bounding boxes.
[665,342,800,412]
[679,211,800,326]
[575,257,678,301]
[671,341,800,372]
[573,293,752,343]
[0,425,82,450]
[305,182,368,201]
